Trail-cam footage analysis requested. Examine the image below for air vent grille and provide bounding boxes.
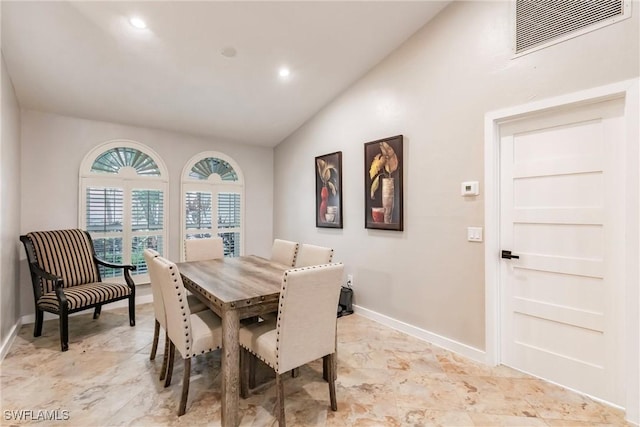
[516,0,625,53]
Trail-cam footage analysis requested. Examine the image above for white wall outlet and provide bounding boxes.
[347,274,353,287]
[467,227,483,242]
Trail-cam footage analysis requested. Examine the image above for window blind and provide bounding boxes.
[131,189,164,231]
[86,187,123,233]
[218,192,241,229]
[185,191,212,231]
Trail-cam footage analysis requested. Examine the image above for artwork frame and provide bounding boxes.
[365,135,403,231]
[315,151,343,228]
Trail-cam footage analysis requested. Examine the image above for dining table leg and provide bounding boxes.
[221,309,240,427]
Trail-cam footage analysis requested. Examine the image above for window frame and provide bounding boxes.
[79,140,169,284]
[180,151,245,261]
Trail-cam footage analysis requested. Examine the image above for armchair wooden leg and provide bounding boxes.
[291,368,299,378]
[93,304,102,319]
[327,353,337,411]
[164,341,175,388]
[275,373,286,427]
[34,309,44,337]
[128,296,136,326]
[178,358,191,416]
[160,332,170,381]
[150,319,160,361]
[59,309,69,352]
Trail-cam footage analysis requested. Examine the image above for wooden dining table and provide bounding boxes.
[176,255,289,427]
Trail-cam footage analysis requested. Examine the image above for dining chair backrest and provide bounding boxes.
[152,256,194,357]
[270,239,299,267]
[184,237,224,262]
[294,244,334,267]
[144,248,166,328]
[275,263,344,373]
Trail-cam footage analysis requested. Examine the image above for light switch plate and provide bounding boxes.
[467,227,483,242]
[461,181,479,196]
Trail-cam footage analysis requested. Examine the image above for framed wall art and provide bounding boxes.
[315,151,343,228]
[365,135,403,231]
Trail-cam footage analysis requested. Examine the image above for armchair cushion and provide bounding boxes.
[38,281,133,313]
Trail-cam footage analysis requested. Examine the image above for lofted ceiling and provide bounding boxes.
[2,1,449,147]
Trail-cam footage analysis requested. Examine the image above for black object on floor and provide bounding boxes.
[337,286,353,317]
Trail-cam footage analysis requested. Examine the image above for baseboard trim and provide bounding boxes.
[19,294,154,325]
[10,299,487,366]
[0,319,21,361]
[353,304,486,364]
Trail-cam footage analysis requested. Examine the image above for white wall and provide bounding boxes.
[274,0,639,352]
[1,52,22,353]
[19,110,274,317]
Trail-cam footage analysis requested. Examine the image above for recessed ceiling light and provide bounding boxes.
[279,67,291,79]
[221,47,237,58]
[129,17,147,30]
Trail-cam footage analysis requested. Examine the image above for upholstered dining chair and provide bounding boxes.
[262,242,333,338]
[152,255,223,416]
[261,240,306,324]
[294,244,334,267]
[270,239,299,267]
[184,237,224,262]
[289,243,336,379]
[239,263,344,426]
[143,249,207,382]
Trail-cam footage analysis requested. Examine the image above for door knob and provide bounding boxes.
[501,250,520,259]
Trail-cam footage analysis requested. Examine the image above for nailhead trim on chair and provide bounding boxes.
[171,266,190,352]
[274,270,288,371]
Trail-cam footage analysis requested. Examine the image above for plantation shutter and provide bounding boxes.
[185,191,213,237]
[218,192,241,256]
[85,187,124,277]
[131,189,165,273]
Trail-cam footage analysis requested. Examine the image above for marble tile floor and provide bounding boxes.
[0,303,630,426]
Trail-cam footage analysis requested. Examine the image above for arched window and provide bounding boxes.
[79,141,168,281]
[181,152,244,260]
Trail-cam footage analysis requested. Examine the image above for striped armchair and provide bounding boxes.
[20,229,136,351]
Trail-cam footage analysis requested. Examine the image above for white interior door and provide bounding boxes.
[499,98,625,406]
